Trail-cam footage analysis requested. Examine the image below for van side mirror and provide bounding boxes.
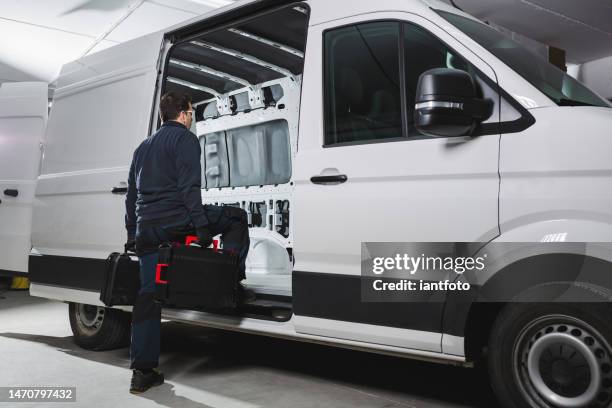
[414,68,493,137]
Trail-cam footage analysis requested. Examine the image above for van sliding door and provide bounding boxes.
[30,33,164,293]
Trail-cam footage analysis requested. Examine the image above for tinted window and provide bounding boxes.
[324,22,402,145]
[437,10,610,108]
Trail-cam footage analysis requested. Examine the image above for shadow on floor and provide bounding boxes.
[137,382,216,408]
[0,328,230,408]
[0,289,49,312]
[0,321,498,407]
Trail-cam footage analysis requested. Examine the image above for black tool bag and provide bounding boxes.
[100,252,140,306]
[154,244,239,310]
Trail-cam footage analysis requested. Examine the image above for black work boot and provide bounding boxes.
[130,368,164,394]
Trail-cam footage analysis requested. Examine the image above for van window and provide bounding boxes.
[436,10,610,108]
[324,19,531,145]
[324,22,402,145]
[324,21,488,146]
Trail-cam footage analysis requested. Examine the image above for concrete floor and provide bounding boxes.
[0,289,498,408]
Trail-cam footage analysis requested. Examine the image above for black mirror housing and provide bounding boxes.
[414,68,493,137]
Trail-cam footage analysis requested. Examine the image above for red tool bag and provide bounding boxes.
[154,236,240,310]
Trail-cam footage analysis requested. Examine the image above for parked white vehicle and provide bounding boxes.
[1,0,612,406]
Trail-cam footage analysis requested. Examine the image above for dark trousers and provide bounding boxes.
[130,205,249,370]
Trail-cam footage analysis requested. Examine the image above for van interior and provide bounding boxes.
[160,3,310,320]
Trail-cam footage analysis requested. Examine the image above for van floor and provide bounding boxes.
[0,290,498,408]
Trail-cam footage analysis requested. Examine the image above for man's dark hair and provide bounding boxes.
[159,91,192,122]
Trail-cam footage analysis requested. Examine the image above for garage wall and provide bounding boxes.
[578,56,612,101]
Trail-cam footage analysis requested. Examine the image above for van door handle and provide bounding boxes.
[310,175,348,185]
[3,189,18,197]
[111,186,128,194]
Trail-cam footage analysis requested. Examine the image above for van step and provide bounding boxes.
[238,297,293,322]
[241,307,292,322]
[242,298,291,309]
[160,294,293,322]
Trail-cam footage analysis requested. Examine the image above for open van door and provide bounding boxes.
[0,82,47,273]
[29,32,163,295]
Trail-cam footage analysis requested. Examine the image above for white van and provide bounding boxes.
[2,0,612,406]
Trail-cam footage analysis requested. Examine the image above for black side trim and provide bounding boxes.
[29,255,106,292]
[441,282,480,337]
[443,253,612,337]
[293,271,443,333]
[0,269,28,278]
[478,84,536,135]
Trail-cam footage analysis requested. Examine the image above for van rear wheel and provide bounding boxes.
[488,302,612,408]
[68,303,131,350]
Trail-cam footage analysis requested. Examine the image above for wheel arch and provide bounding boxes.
[445,248,612,361]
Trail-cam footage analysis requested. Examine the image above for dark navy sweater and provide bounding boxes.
[125,121,208,239]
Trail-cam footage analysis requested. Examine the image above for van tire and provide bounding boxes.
[488,302,612,408]
[68,302,131,351]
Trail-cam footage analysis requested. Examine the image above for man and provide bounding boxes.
[124,91,251,394]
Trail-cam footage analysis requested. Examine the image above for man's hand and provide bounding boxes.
[124,240,136,254]
[196,227,214,248]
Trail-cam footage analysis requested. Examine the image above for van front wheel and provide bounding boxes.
[68,303,131,350]
[488,303,612,408]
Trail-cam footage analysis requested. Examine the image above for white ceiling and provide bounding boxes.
[444,0,612,63]
[0,0,235,83]
[2,0,611,84]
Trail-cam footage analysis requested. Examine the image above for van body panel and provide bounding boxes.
[53,33,165,93]
[469,243,612,291]
[307,0,432,26]
[447,106,612,340]
[499,107,612,241]
[0,82,48,273]
[31,32,164,260]
[292,10,501,349]
[294,11,501,274]
[29,281,466,363]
